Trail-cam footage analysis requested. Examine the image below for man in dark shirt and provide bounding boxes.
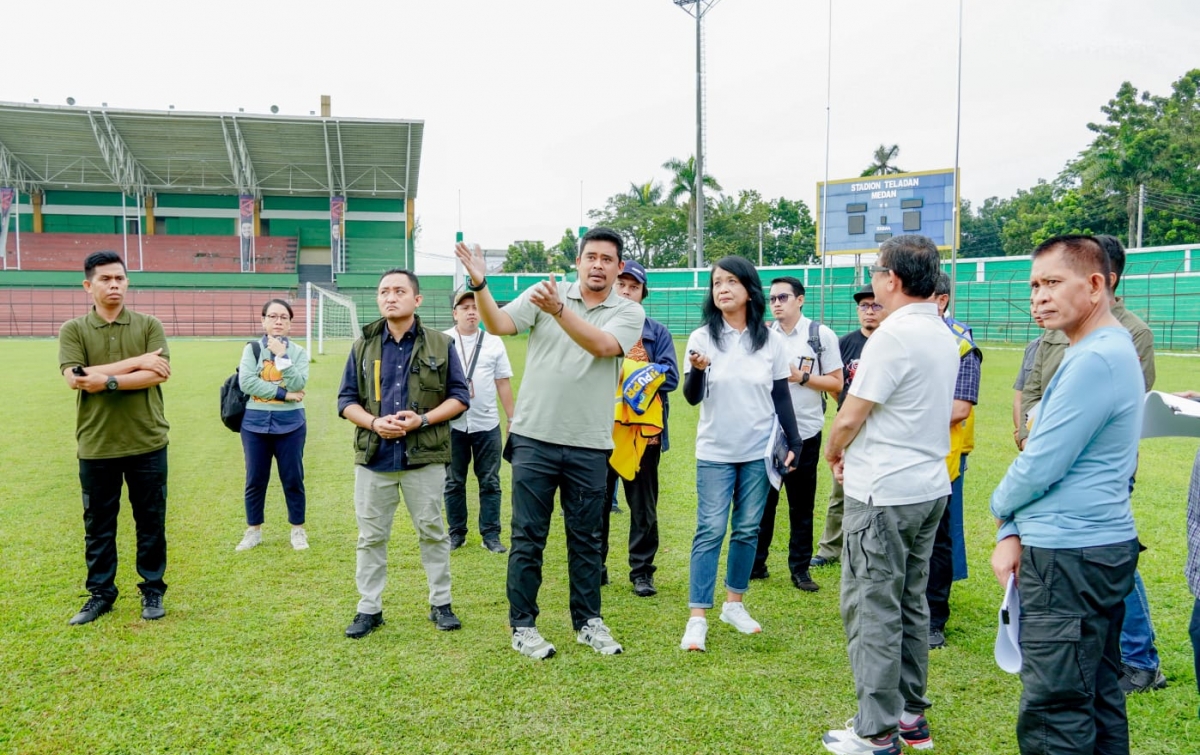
[812,284,879,567]
[337,269,470,639]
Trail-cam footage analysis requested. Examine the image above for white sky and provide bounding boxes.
[7,0,1198,272]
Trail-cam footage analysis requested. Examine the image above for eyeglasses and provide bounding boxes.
[857,303,884,312]
[868,265,891,276]
[263,314,291,321]
[767,294,794,304]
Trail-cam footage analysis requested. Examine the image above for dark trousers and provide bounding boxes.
[444,426,503,540]
[754,432,822,576]
[77,447,169,600]
[1191,599,1200,700]
[506,434,608,631]
[602,444,661,582]
[1016,539,1139,755]
[241,424,307,526]
[927,455,968,632]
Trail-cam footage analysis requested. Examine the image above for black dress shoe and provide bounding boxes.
[928,628,947,650]
[69,595,113,626]
[429,603,462,631]
[345,611,384,639]
[791,570,820,592]
[449,534,466,550]
[749,565,769,580]
[141,592,166,620]
[481,538,508,554]
[632,576,657,597]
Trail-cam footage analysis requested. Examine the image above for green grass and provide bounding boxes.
[3,337,1200,754]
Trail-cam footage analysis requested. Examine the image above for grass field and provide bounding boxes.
[3,335,1200,754]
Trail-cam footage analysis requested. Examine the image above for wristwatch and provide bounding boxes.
[419,413,430,429]
[105,376,119,391]
[800,372,811,386]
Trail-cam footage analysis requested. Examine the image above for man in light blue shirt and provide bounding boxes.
[990,234,1143,755]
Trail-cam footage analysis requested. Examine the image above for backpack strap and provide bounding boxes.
[807,320,824,375]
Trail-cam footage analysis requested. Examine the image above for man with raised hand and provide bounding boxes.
[338,268,470,639]
[991,235,1142,754]
[752,276,842,592]
[443,289,516,554]
[59,250,173,625]
[455,228,644,659]
[820,235,959,755]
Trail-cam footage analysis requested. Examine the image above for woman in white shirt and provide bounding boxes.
[680,256,803,652]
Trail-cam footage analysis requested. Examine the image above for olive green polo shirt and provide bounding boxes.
[58,307,170,460]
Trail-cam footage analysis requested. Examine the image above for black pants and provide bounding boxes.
[78,447,169,600]
[927,498,954,632]
[1190,599,1200,700]
[241,424,307,526]
[754,432,822,576]
[506,434,608,631]
[602,444,661,582]
[444,426,503,540]
[1016,539,1138,755]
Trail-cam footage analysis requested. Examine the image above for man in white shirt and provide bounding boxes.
[752,276,843,592]
[820,235,960,755]
[443,290,516,554]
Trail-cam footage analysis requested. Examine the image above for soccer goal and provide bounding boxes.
[306,283,363,355]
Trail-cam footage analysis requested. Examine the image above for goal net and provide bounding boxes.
[306,283,363,355]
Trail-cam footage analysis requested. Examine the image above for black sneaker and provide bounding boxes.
[1119,663,1167,694]
[810,555,839,568]
[481,538,508,554]
[749,564,769,580]
[69,595,113,626]
[141,592,166,621]
[928,628,946,650]
[429,604,462,631]
[449,533,466,551]
[345,611,384,639]
[632,576,657,597]
[791,570,820,592]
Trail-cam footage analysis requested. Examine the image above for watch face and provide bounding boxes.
[106,377,119,391]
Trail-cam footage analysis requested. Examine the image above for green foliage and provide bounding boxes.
[501,239,571,274]
[861,144,905,176]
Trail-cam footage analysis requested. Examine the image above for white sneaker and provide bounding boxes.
[512,627,556,659]
[680,616,708,651]
[576,617,623,655]
[290,527,309,550]
[235,527,262,551]
[719,601,762,634]
[821,719,901,754]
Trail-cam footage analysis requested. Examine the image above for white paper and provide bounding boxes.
[763,424,786,491]
[1141,391,1200,439]
[994,574,1022,674]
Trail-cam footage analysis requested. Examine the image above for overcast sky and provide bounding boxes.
[8,0,1199,272]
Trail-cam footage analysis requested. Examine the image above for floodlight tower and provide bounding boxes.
[673,0,721,268]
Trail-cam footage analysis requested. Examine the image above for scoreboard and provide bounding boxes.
[816,168,959,256]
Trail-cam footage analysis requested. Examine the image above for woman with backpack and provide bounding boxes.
[235,298,311,551]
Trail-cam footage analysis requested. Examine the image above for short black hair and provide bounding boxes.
[770,276,805,298]
[1032,234,1111,283]
[934,271,952,297]
[84,251,125,280]
[579,227,624,261]
[1095,234,1126,290]
[261,298,294,319]
[877,234,941,299]
[377,268,420,294]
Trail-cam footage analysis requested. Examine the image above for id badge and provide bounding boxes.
[799,356,815,374]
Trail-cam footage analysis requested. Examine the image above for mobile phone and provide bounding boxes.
[72,366,86,376]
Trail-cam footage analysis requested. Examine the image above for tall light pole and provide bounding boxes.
[673,0,721,268]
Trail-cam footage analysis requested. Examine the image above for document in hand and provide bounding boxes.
[995,574,1022,674]
[1141,391,1200,439]
[764,424,788,491]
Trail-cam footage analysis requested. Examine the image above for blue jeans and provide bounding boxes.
[1120,570,1160,671]
[688,460,769,609]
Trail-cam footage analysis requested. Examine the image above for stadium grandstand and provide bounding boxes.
[0,99,426,337]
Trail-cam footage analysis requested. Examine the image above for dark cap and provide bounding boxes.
[852,284,874,303]
[453,289,475,307]
[618,259,647,286]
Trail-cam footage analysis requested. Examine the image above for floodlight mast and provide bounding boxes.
[673,0,721,268]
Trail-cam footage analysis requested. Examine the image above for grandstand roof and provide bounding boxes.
[0,102,423,201]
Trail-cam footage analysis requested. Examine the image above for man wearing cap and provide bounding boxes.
[752,276,842,592]
[602,259,678,598]
[811,284,880,569]
[443,290,516,554]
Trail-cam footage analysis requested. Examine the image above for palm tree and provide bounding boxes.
[663,156,722,267]
[627,180,664,207]
[861,144,905,177]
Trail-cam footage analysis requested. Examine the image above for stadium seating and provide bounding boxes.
[3,234,297,274]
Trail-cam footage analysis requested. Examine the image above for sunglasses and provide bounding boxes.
[857,303,884,312]
[768,294,794,304]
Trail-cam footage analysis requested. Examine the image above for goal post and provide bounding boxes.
[306,282,363,355]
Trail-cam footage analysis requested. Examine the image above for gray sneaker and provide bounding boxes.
[512,627,556,659]
[576,617,623,655]
[235,527,262,551]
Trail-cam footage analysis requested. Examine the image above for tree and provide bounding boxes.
[500,240,567,274]
[589,179,687,266]
[663,156,722,267]
[861,144,905,177]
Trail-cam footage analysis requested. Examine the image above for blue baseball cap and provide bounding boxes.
[619,259,647,286]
